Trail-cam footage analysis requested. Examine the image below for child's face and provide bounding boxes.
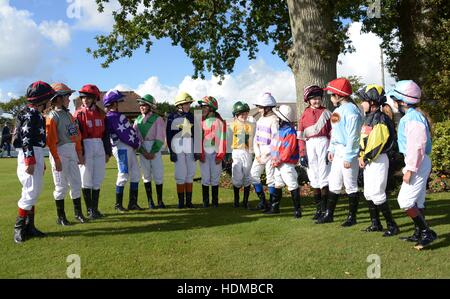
[309,97,322,108]
[361,100,370,113]
[201,105,210,117]
[139,104,150,115]
[181,103,191,113]
[330,94,340,107]
[63,95,71,109]
[237,112,249,122]
[82,96,94,107]
[257,106,265,115]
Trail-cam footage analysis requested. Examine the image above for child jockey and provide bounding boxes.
[74,84,112,219]
[13,81,55,243]
[250,92,278,211]
[229,101,254,208]
[297,85,332,220]
[46,83,86,225]
[166,92,198,208]
[317,78,363,226]
[388,80,437,250]
[104,89,143,212]
[134,94,166,209]
[198,96,227,208]
[266,105,302,218]
[357,84,400,237]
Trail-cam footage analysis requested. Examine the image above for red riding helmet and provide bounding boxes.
[79,84,101,101]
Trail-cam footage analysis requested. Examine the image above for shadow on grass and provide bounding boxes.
[42,195,449,250]
[44,204,267,238]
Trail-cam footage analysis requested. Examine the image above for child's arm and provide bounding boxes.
[404,120,428,173]
[150,117,166,154]
[344,114,362,163]
[45,114,60,164]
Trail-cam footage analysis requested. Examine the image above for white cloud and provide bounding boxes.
[39,20,71,47]
[71,0,120,32]
[112,59,296,118]
[338,22,396,90]
[0,88,17,102]
[0,0,71,80]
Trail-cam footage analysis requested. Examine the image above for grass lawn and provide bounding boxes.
[0,155,449,278]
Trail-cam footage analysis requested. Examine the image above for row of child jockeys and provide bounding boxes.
[11,78,437,250]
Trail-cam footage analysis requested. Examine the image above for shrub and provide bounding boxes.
[428,173,450,193]
[430,120,450,174]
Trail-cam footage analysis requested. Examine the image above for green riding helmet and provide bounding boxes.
[232,101,250,117]
[137,94,156,107]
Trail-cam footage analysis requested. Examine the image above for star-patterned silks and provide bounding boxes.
[22,124,30,133]
[13,106,47,164]
[178,117,193,137]
[117,123,126,132]
[106,111,141,149]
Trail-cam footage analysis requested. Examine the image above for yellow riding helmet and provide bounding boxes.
[174,92,194,106]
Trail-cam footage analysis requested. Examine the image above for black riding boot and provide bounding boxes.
[363,201,383,232]
[291,188,302,219]
[92,189,104,218]
[82,188,95,220]
[73,198,88,223]
[312,188,322,220]
[410,212,438,250]
[233,186,240,208]
[14,215,27,243]
[145,182,156,209]
[156,184,166,208]
[115,192,127,213]
[178,192,185,209]
[320,186,329,218]
[378,201,400,237]
[128,189,144,211]
[255,190,267,210]
[202,185,209,208]
[25,207,46,237]
[212,185,219,208]
[265,188,282,214]
[243,186,250,209]
[341,192,359,227]
[186,192,195,208]
[55,200,70,226]
[316,192,339,224]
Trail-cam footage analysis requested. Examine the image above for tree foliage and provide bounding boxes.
[0,97,27,118]
[361,0,450,121]
[88,0,362,82]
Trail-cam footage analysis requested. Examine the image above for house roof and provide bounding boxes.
[73,91,142,118]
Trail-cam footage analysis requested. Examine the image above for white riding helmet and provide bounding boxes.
[273,105,296,123]
[255,92,276,107]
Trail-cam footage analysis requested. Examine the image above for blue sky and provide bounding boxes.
[0,0,393,117]
[1,0,287,99]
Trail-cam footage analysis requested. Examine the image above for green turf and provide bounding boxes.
[0,156,449,278]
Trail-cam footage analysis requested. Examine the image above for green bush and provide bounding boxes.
[428,173,450,193]
[430,120,450,174]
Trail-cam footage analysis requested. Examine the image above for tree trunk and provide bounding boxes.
[286,0,338,116]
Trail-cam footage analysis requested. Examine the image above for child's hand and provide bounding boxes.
[343,161,351,169]
[25,164,35,175]
[327,152,334,162]
[358,158,366,169]
[54,160,62,172]
[403,170,412,184]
